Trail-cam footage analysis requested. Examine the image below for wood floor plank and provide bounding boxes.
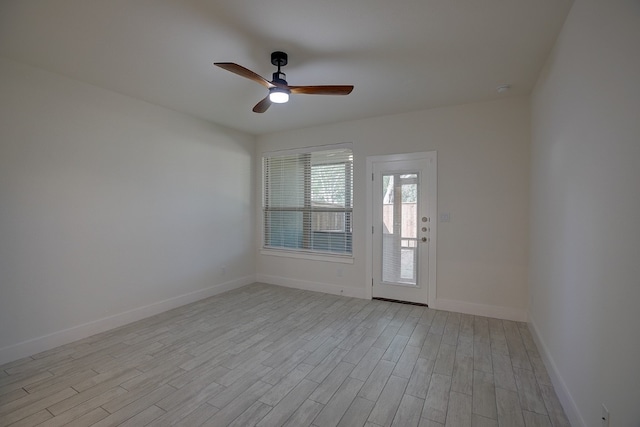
[442,313,461,346]
[44,387,128,427]
[391,393,424,427]
[530,356,553,387]
[451,355,473,395]
[418,308,436,327]
[309,361,356,405]
[0,284,569,427]
[472,370,497,419]
[117,404,165,427]
[173,402,219,427]
[406,357,435,399]
[349,347,385,382]
[513,368,547,415]
[228,401,273,427]
[262,349,310,385]
[259,363,314,406]
[0,387,77,427]
[156,375,223,412]
[151,384,222,426]
[48,371,141,416]
[392,344,421,379]
[71,367,141,393]
[422,373,451,424]
[257,379,319,427]
[429,312,448,335]
[305,337,343,366]
[420,333,442,360]
[503,322,532,371]
[357,360,395,402]
[522,410,553,427]
[167,363,229,389]
[5,409,52,427]
[434,344,456,376]
[372,325,401,350]
[312,377,364,427]
[367,375,409,427]
[492,352,517,392]
[407,323,430,348]
[0,371,53,392]
[306,347,350,383]
[456,336,473,359]
[472,414,499,427]
[539,384,571,427]
[93,384,174,426]
[63,408,110,427]
[488,319,509,356]
[343,336,377,365]
[446,391,472,427]
[419,418,445,427]
[208,371,264,410]
[495,387,525,427]
[282,399,324,427]
[337,396,376,427]
[0,388,28,405]
[473,341,493,374]
[398,316,419,338]
[205,380,272,426]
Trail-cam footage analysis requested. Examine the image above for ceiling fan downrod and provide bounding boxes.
[270,51,288,84]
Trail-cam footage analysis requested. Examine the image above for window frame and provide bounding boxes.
[261,143,354,262]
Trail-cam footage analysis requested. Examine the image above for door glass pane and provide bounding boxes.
[381,173,418,285]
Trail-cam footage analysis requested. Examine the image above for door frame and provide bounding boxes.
[365,151,437,306]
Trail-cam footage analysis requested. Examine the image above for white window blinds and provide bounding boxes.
[263,146,353,255]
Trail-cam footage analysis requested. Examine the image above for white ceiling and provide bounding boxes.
[0,0,573,135]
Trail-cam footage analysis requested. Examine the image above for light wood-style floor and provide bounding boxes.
[0,283,570,427]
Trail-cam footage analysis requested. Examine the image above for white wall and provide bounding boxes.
[256,96,531,320]
[0,58,256,364]
[529,0,640,425]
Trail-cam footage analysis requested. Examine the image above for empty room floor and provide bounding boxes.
[0,283,570,426]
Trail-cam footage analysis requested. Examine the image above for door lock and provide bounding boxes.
[421,237,427,242]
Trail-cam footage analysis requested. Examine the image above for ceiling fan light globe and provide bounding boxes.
[269,90,289,104]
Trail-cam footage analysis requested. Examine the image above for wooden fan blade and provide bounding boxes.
[252,96,272,113]
[289,85,354,95]
[214,62,274,88]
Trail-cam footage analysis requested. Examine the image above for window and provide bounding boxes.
[263,145,353,256]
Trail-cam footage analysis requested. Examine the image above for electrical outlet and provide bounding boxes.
[601,404,609,427]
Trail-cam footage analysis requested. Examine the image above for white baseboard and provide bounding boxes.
[256,274,367,299]
[433,298,528,322]
[528,317,585,427]
[0,275,255,365]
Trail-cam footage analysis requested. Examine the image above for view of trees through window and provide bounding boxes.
[381,173,418,283]
[311,163,350,232]
[263,147,353,255]
[382,174,417,203]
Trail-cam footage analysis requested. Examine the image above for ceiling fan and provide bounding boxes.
[214,51,354,113]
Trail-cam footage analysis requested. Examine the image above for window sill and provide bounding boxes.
[260,248,354,264]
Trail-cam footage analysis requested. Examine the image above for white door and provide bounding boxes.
[368,153,436,305]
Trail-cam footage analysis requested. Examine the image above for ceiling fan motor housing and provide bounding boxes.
[272,71,287,85]
[271,51,288,67]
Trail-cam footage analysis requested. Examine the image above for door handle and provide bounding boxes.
[421,237,427,242]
